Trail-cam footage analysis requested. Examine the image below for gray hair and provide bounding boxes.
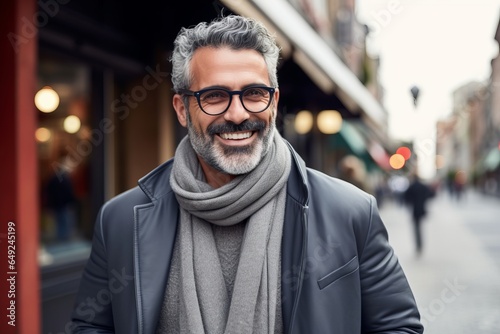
[170,15,281,92]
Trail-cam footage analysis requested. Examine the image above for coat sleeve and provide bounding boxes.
[359,196,424,333]
[70,206,115,333]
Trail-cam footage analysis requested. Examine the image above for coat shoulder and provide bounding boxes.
[99,159,175,227]
[104,186,149,213]
[304,168,378,254]
[306,168,374,209]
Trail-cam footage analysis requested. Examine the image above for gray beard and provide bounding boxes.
[186,113,275,175]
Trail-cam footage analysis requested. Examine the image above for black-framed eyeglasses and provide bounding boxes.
[178,86,276,116]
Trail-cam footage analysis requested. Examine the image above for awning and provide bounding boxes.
[480,147,500,173]
[221,0,387,129]
[328,121,390,172]
[338,121,366,156]
[350,121,392,171]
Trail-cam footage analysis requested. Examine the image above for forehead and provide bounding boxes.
[189,47,269,89]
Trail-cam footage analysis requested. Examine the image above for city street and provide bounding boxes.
[379,189,500,333]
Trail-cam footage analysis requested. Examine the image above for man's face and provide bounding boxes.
[173,47,279,176]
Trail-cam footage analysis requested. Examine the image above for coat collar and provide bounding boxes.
[283,140,309,207]
[138,158,175,202]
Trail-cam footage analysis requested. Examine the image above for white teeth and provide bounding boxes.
[220,132,252,140]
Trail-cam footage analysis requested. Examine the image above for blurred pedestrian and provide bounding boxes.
[338,155,372,193]
[45,152,77,241]
[72,15,423,333]
[453,170,467,201]
[404,173,435,255]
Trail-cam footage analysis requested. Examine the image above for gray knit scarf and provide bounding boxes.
[169,130,291,333]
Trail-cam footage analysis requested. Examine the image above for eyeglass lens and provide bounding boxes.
[198,87,272,114]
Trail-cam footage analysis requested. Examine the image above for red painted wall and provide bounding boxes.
[0,0,41,333]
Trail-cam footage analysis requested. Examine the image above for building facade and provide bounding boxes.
[479,15,500,195]
[435,11,500,196]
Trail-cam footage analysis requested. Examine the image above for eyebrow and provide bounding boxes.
[197,83,271,91]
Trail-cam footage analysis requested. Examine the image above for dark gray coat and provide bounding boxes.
[71,143,423,333]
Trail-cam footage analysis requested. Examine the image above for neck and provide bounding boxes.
[198,156,236,188]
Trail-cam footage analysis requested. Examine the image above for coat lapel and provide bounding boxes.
[134,160,179,334]
[134,194,179,334]
[281,144,309,333]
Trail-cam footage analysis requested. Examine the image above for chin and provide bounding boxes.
[220,128,275,175]
[215,144,263,175]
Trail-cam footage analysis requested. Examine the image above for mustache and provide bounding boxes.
[207,120,266,136]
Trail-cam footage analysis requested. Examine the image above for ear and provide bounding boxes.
[173,94,188,127]
[273,88,280,116]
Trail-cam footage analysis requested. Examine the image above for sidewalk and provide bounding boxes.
[379,191,500,333]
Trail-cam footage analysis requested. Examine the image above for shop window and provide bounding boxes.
[37,55,93,266]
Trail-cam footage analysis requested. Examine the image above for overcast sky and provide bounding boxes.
[356,0,500,142]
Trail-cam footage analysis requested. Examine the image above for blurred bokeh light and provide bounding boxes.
[390,153,405,170]
[35,86,60,113]
[317,110,342,134]
[63,115,81,134]
[35,127,51,143]
[294,110,314,134]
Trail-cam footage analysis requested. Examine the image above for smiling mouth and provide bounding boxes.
[219,131,253,140]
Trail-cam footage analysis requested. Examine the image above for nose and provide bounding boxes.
[223,94,250,124]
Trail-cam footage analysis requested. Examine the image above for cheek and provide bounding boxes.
[191,112,216,134]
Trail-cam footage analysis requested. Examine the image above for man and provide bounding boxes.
[71,15,423,333]
[404,173,435,255]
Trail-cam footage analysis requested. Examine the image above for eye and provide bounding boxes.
[200,89,229,103]
[243,88,269,101]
